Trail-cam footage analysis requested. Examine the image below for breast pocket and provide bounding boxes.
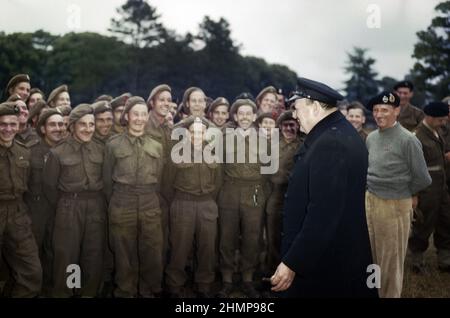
[15,158,30,191]
[60,156,83,182]
[142,143,162,177]
[87,151,104,179]
[113,147,134,178]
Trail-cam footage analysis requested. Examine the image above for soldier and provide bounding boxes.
[145,84,173,265]
[394,80,424,131]
[264,111,303,277]
[365,91,431,298]
[110,93,131,135]
[4,74,31,101]
[163,116,223,298]
[409,102,450,273]
[26,88,45,110]
[47,85,71,109]
[103,96,164,298]
[27,99,49,128]
[208,97,230,129]
[346,101,369,141]
[256,86,278,115]
[256,112,278,141]
[0,102,42,297]
[55,105,72,139]
[92,101,114,144]
[217,98,269,298]
[43,104,106,297]
[182,87,208,118]
[91,100,115,296]
[25,109,65,296]
[8,95,40,148]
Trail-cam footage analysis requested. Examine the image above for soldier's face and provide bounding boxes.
[372,104,400,130]
[188,91,206,117]
[126,104,149,136]
[55,92,71,108]
[17,101,29,125]
[42,114,64,145]
[277,94,286,112]
[95,111,113,136]
[259,93,276,114]
[152,91,171,117]
[395,88,413,106]
[346,108,365,130]
[28,92,43,110]
[62,116,70,137]
[281,119,299,141]
[189,122,207,148]
[0,115,19,144]
[426,116,448,130]
[73,114,95,143]
[293,99,316,134]
[10,82,31,101]
[114,106,125,125]
[260,117,276,138]
[234,105,256,130]
[211,105,229,127]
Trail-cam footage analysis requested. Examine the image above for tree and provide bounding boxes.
[343,47,379,104]
[109,0,167,48]
[411,0,450,101]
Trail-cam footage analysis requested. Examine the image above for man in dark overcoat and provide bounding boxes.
[271,77,378,298]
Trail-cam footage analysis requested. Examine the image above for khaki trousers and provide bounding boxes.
[365,191,412,298]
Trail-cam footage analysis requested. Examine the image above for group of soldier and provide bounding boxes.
[0,73,449,298]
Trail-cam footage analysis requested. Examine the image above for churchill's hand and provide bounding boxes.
[270,262,296,292]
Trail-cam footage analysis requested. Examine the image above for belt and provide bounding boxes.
[113,183,157,194]
[427,165,443,172]
[224,176,261,186]
[59,191,102,199]
[174,190,213,202]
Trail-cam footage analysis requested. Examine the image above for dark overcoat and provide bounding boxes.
[281,111,378,298]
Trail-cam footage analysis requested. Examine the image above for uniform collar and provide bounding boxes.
[126,131,145,145]
[66,135,85,151]
[303,110,343,148]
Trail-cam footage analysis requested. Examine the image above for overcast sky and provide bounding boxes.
[1,0,441,90]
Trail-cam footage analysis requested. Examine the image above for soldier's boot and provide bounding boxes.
[216,282,233,298]
[242,282,260,298]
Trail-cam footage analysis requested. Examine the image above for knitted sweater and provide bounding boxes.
[366,123,431,199]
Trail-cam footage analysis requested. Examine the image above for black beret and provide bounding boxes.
[288,77,344,106]
[5,74,30,97]
[393,80,414,91]
[367,91,400,111]
[423,102,449,117]
[0,102,21,117]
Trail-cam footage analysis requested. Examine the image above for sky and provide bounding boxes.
[0,0,442,90]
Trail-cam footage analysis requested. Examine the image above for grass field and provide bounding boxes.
[403,246,450,298]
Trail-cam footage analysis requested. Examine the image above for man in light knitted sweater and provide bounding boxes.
[365,91,431,298]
